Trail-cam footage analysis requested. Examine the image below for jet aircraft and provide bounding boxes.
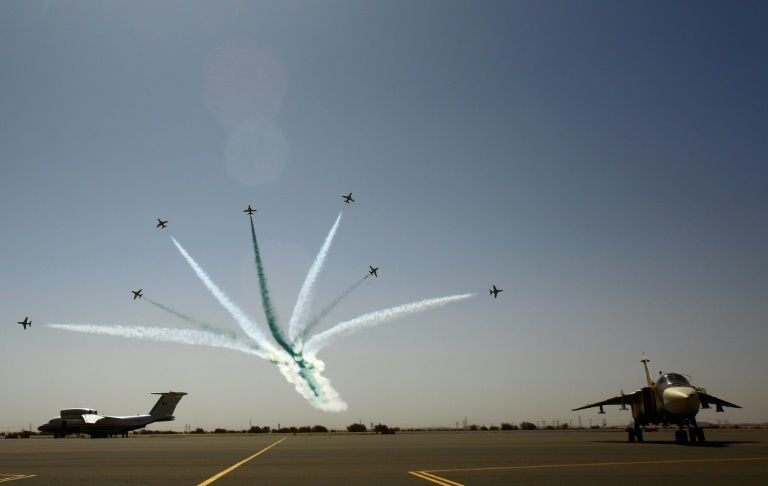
[572,356,740,444]
[368,266,379,278]
[132,289,143,300]
[156,218,168,229]
[243,205,257,216]
[489,285,503,298]
[342,193,354,204]
[38,391,187,438]
[17,317,31,330]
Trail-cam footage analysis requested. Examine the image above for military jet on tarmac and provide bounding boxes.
[489,285,503,298]
[156,218,168,229]
[368,266,379,278]
[243,205,257,216]
[38,392,187,439]
[572,356,741,444]
[342,193,355,204]
[17,317,31,330]
[132,289,143,300]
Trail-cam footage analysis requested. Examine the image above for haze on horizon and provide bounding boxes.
[1,0,766,431]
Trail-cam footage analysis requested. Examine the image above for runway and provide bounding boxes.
[1,429,766,485]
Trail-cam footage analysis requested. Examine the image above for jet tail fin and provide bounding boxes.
[148,391,187,419]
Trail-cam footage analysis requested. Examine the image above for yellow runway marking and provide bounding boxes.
[409,456,768,484]
[197,437,286,485]
[0,475,36,483]
[409,470,464,486]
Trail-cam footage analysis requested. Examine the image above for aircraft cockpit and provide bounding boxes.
[656,373,690,388]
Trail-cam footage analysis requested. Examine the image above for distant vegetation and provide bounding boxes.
[10,420,765,438]
[347,423,367,432]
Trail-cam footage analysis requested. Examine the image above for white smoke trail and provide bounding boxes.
[171,237,280,358]
[303,294,475,355]
[47,324,271,360]
[288,212,342,343]
[48,324,347,411]
[273,355,348,412]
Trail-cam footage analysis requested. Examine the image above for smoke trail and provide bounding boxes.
[299,275,368,342]
[145,298,238,340]
[303,294,475,354]
[248,216,291,353]
[288,212,342,343]
[47,324,270,359]
[171,237,279,357]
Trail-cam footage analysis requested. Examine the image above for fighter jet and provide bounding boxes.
[132,289,143,300]
[38,392,187,439]
[368,266,379,278]
[572,356,741,444]
[342,192,355,204]
[156,218,168,229]
[17,317,31,330]
[489,285,503,298]
[243,205,257,216]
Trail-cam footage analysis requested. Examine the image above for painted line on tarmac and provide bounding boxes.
[422,456,768,474]
[0,475,36,483]
[408,470,463,486]
[197,437,287,485]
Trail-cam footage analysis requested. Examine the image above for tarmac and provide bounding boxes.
[1,429,766,485]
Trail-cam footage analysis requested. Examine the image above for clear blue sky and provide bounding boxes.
[1,0,766,430]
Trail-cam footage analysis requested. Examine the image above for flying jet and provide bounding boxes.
[489,285,503,298]
[342,193,354,204]
[368,266,379,278]
[38,391,187,438]
[17,317,31,330]
[572,356,741,444]
[243,205,257,216]
[132,289,143,300]
[156,218,168,229]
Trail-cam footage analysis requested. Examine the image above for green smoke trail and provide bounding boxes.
[145,298,238,340]
[299,275,368,342]
[248,215,292,354]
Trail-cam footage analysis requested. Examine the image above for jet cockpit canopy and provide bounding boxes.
[656,373,690,388]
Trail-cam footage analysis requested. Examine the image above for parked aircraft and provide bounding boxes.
[17,317,31,330]
[489,285,503,298]
[38,392,187,438]
[572,357,740,444]
[342,193,354,204]
[156,218,168,229]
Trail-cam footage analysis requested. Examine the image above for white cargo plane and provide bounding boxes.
[38,391,187,438]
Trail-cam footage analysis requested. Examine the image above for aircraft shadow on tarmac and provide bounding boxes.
[592,439,759,448]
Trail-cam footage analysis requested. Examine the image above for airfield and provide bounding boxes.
[1,429,767,485]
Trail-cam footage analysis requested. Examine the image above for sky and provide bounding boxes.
[1,0,767,431]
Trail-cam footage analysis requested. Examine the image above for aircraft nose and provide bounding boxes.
[663,386,700,415]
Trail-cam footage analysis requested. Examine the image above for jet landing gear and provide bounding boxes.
[627,424,643,443]
[674,422,706,445]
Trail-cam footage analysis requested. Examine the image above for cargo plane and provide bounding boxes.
[38,392,187,438]
[573,357,740,444]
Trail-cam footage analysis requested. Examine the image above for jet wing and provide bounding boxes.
[572,390,641,411]
[699,392,741,410]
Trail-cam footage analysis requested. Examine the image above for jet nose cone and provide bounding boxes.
[663,386,700,415]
